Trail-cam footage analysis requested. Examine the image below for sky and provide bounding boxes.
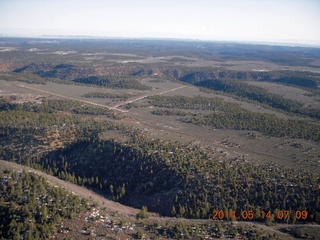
[0,0,320,45]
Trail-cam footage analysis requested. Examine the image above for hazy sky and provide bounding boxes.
[1,0,320,45]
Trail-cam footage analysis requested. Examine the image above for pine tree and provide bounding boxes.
[136,206,149,219]
[171,205,176,217]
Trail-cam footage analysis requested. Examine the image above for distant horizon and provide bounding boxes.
[1,32,320,48]
[1,0,319,47]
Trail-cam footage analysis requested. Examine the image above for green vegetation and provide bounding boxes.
[0,72,84,86]
[0,72,47,84]
[151,109,187,116]
[74,76,151,90]
[136,206,149,219]
[0,99,118,119]
[183,112,320,141]
[23,136,320,223]
[131,65,320,90]
[1,98,318,224]
[272,76,318,88]
[280,226,320,239]
[149,95,320,142]
[179,68,320,88]
[1,38,320,235]
[0,169,89,240]
[82,92,135,100]
[0,99,121,165]
[149,95,234,111]
[71,106,119,117]
[7,62,151,90]
[134,220,282,239]
[13,63,95,81]
[195,79,320,119]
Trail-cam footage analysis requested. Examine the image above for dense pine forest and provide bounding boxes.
[0,169,89,240]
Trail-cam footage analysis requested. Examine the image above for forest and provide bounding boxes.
[1,37,320,238]
[0,99,319,224]
[0,169,89,240]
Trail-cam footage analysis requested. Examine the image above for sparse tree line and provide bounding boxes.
[0,98,118,119]
[151,109,187,116]
[194,79,320,119]
[183,112,320,141]
[74,76,151,90]
[148,95,320,142]
[82,91,135,100]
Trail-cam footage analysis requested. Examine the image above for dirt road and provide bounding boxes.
[15,83,186,113]
[112,85,186,109]
[15,83,128,112]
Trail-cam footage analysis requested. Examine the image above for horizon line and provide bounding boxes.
[1,33,320,48]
